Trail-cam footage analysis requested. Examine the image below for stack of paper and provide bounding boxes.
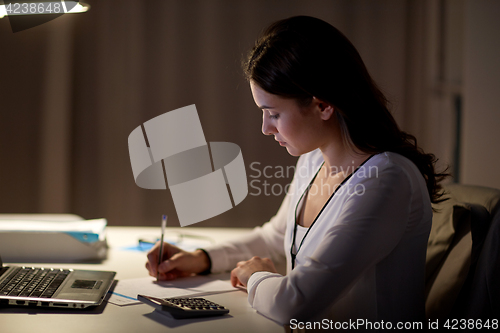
[0,215,108,263]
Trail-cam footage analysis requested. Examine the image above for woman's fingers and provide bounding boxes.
[157,252,183,276]
[146,249,159,276]
[230,267,242,287]
[145,261,154,277]
[230,256,278,288]
[146,242,178,277]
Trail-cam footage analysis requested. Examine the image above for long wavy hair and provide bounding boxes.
[243,16,448,204]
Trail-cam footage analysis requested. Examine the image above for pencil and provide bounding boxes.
[157,215,167,281]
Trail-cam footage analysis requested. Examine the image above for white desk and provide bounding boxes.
[1,226,285,333]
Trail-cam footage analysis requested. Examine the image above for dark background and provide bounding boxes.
[0,0,499,227]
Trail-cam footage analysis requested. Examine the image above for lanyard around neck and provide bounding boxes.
[290,155,374,270]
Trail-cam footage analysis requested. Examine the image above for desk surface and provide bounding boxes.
[1,226,285,333]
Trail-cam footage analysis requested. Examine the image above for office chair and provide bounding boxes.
[425,183,500,319]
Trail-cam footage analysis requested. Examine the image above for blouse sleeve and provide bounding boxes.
[246,162,418,324]
[204,171,297,274]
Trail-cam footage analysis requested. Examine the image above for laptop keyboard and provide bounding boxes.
[0,267,71,298]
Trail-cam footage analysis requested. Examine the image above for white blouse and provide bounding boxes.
[205,150,432,325]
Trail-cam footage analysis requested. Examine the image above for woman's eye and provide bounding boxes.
[269,114,280,119]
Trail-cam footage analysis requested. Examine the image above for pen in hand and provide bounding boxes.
[157,215,167,281]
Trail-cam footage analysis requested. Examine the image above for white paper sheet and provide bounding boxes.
[108,275,238,306]
[0,218,106,233]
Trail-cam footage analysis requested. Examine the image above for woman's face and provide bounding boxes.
[250,81,329,156]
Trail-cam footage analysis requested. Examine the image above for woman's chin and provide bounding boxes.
[285,146,301,157]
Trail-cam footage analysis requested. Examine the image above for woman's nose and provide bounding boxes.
[262,116,276,136]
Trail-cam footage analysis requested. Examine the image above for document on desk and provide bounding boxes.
[108,275,238,306]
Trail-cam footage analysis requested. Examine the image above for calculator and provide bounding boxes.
[137,294,229,319]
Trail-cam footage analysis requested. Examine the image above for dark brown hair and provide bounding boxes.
[244,16,448,204]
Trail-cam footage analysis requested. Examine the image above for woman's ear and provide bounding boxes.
[312,97,334,120]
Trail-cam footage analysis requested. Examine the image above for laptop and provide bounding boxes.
[0,254,115,309]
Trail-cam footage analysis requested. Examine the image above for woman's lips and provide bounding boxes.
[275,138,286,146]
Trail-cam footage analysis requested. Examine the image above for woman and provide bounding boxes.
[146,16,447,324]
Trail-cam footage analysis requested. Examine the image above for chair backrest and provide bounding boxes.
[425,183,500,319]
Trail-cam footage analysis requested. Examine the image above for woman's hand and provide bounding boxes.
[230,256,278,288]
[145,242,210,281]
